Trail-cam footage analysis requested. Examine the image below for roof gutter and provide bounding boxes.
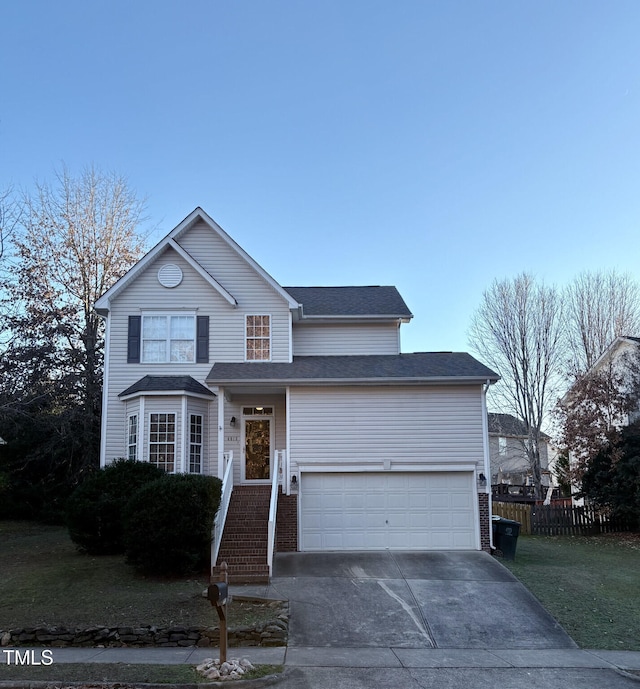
[205,376,500,387]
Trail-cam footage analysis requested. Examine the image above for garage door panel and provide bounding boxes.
[301,471,477,551]
[388,492,409,508]
[430,494,451,509]
[345,494,365,508]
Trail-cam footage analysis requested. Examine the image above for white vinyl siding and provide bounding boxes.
[289,385,485,473]
[176,221,292,363]
[292,322,400,356]
[101,231,291,463]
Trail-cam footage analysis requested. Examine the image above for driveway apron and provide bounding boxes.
[267,551,576,650]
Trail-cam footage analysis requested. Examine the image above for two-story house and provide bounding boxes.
[487,412,553,499]
[95,208,499,579]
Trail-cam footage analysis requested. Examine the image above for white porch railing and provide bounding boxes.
[211,451,234,571]
[267,450,288,577]
[282,447,291,496]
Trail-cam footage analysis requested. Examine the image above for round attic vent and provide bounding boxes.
[157,264,183,288]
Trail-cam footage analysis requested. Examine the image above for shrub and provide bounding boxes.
[123,473,222,576]
[581,422,640,530]
[66,459,165,554]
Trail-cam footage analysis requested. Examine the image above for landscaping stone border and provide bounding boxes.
[0,602,288,649]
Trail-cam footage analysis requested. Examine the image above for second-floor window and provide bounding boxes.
[142,315,195,363]
[246,315,271,361]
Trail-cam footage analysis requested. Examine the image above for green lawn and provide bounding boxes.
[0,521,277,630]
[0,663,283,683]
[0,521,285,683]
[501,533,640,650]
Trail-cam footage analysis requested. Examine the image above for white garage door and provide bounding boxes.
[301,471,477,551]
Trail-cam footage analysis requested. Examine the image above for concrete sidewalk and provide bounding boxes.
[4,646,640,672]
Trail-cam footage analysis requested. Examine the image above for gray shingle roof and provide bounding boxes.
[207,353,499,384]
[487,412,550,440]
[284,286,412,318]
[119,375,215,398]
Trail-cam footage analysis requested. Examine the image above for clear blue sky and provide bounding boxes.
[1,1,639,355]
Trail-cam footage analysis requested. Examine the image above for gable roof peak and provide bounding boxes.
[95,207,300,314]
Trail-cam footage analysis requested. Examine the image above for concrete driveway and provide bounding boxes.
[264,551,575,650]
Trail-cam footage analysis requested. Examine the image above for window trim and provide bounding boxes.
[127,414,138,461]
[189,413,203,474]
[141,313,197,364]
[148,412,176,473]
[245,314,272,362]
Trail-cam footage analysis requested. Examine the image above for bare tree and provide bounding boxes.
[469,273,565,498]
[1,165,148,478]
[565,270,640,375]
[0,186,20,265]
[0,187,21,344]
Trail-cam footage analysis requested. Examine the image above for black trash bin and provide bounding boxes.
[491,515,502,550]
[493,517,521,560]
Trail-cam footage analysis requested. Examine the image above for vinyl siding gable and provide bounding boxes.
[289,385,485,474]
[176,219,292,363]
[292,322,400,355]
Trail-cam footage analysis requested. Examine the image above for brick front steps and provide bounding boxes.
[216,485,271,584]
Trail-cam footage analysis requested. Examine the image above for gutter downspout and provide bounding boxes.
[480,379,494,550]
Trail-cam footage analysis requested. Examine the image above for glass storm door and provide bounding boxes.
[244,418,271,481]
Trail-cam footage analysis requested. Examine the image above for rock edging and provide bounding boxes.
[0,604,288,649]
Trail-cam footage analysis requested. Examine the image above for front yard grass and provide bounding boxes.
[0,662,284,683]
[0,521,276,630]
[501,533,640,650]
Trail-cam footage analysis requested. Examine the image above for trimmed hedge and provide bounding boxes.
[66,459,165,555]
[123,473,222,576]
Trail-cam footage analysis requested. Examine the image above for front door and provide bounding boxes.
[242,409,272,481]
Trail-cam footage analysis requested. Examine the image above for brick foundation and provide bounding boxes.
[276,489,298,552]
[478,492,491,552]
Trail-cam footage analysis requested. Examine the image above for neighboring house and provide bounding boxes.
[95,208,499,576]
[560,336,640,506]
[581,336,640,425]
[487,413,552,489]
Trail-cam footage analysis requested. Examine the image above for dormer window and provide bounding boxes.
[246,315,271,361]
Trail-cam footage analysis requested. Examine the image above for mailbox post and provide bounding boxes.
[208,561,229,663]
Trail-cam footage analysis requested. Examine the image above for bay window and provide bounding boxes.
[189,414,203,473]
[127,414,138,461]
[149,413,176,472]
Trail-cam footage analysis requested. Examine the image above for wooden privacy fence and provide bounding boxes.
[492,501,631,536]
[492,502,532,534]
